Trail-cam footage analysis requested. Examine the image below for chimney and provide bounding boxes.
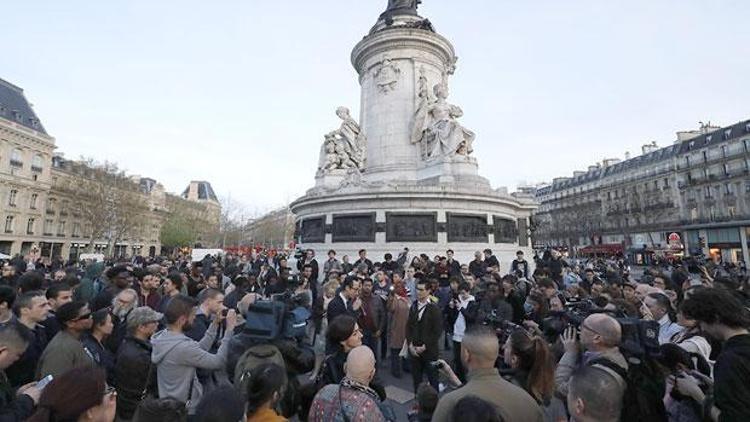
[641,141,658,155]
[602,158,621,168]
[624,151,631,160]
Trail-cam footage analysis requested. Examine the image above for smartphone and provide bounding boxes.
[36,375,53,390]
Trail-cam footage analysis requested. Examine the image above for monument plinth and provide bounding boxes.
[291,2,537,263]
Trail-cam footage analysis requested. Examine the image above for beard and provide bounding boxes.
[112,305,132,320]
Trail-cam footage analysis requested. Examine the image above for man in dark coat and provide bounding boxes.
[406,279,443,393]
[113,307,161,421]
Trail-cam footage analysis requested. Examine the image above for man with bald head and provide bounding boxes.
[431,326,543,422]
[555,313,627,398]
[308,346,393,421]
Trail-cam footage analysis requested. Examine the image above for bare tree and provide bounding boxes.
[56,159,149,255]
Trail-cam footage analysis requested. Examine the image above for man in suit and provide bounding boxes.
[326,275,362,324]
[406,278,443,393]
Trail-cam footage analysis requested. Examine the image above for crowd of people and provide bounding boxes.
[0,246,748,421]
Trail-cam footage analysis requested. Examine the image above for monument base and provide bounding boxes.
[290,184,536,265]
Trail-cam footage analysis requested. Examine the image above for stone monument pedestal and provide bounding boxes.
[291,2,537,264]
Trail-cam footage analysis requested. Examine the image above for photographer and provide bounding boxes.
[473,282,513,327]
[554,314,627,398]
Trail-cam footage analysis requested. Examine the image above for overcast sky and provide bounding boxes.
[3,0,748,215]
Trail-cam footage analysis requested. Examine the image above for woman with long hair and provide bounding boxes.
[27,366,116,422]
[503,330,567,422]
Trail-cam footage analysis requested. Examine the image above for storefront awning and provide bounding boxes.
[579,244,623,254]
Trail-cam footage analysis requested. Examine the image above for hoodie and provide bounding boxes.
[150,323,230,414]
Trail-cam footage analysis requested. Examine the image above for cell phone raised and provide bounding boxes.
[36,375,53,390]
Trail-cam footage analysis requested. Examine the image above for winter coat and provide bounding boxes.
[387,295,410,349]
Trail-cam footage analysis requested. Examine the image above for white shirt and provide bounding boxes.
[452,295,475,342]
[658,314,684,345]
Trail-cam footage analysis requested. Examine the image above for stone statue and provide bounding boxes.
[317,107,367,174]
[384,0,421,14]
[414,82,475,160]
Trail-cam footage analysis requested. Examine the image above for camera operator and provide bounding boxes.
[473,281,513,327]
[226,291,315,419]
[554,314,627,398]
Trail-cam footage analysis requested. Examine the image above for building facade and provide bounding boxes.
[0,77,220,260]
[534,120,750,264]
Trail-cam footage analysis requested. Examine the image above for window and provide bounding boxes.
[43,219,53,235]
[685,156,690,167]
[728,206,736,217]
[31,155,43,172]
[724,129,732,140]
[723,163,730,176]
[9,149,22,167]
[663,178,670,188]
[702,151,708,163]
[690,208,698,220]
[722,145,728,157]
[29,193,37,209]
[26,218,34,235]
[744,138,750,152]
[725,183,734,195]
[7,190,17,207]
[4,216,13,233]
[705,186,712,198]
[57,221,65,236]
[72,223,81,237]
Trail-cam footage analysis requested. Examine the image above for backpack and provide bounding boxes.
[588,318,667,422]
[244,300,286,340]
[233,343,288,394]
[590,356,667,422]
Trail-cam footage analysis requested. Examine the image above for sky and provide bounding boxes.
[3,0,748,216]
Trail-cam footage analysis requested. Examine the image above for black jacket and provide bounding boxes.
[714,334,750,421]
[0,372,33,422]
[82,334,115,384]
[353,258,373,273]
[113,336,156,419]
[406,301,443,361]
[326,295,359,324]
[6,324,47,387]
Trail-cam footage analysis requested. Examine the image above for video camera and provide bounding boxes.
[541,299,661,358]
[483,309,523,344]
